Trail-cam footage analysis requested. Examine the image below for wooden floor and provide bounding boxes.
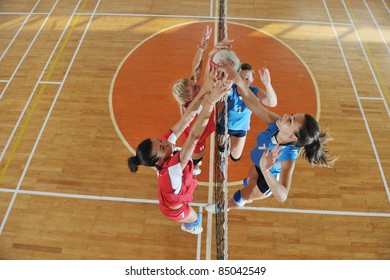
[0,0,389,260]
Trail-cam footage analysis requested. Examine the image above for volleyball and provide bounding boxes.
[210,49,241,72]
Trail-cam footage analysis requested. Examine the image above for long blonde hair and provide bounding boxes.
[172,78,190,106]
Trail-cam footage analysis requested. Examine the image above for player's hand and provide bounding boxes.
[258,67,271,87]
[207,76,233,104]
[198,26,212,50]
[260,144,285,171]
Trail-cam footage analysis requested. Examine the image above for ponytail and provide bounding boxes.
[127,138,159,173]
[172,79,190,106]
[295,114,336,167]
[128,156,140,173]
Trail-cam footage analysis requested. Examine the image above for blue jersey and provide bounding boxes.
[250,118,300,178]
[218,84,259,131]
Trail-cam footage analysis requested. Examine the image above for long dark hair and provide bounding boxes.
[294,114,336,167]
[127,139,159,173]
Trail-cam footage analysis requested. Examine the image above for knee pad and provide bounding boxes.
[193,157,203,166]
[230,154,241,162]
[233,190,248,207]
[184,212,202,228]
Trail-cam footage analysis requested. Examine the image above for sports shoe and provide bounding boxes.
[197,160,202,167]
[205,203,217,214]
[181,223,203,234]
[193,166,201,176]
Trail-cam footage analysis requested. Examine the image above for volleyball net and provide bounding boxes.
[213,0,229,260]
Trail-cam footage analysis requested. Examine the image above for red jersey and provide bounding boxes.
[182,104,216,154]
[157,130,198,220]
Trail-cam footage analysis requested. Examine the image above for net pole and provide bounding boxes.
[214,0,229,261]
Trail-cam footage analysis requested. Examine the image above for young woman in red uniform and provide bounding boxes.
[128,65,232,234]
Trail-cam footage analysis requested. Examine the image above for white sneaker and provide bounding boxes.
[205,203,216,214]
[193,166,201,176]
[181,224,203,234]
[197,160,202,167]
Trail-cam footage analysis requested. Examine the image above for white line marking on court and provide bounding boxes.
[0,188,159,204]
[243,206,390,217]
[80,12,353,26]
[0,0,42,63]
[381,0,390,14]
[363,0,390,54]
[196,206,203,260]
[359,96,385,100]
[0,0,102,236]
[342,0,390,117]
[0,12,49,15]
[205,133,215,260]
[322,0,390,202]
[0,80,9,83]
[0,187,388,218]
[0,0,60,101]
[0,0,84,163]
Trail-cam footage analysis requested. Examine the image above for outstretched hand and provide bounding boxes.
[260,144,285,171]
[258,67,271,87]
[208,39,234,59]
[207,75,233,104]
[218,61,240,84]
[202,65,221,91]
[198,26,212,50]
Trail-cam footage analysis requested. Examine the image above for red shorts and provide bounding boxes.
[159,203,191,221]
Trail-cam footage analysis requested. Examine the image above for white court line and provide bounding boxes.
[0,0,102,236]
[363,0,390,55]
[243,206,390,217]
[0,0,60,101]
[206,133,215,260]
[359,96,385,100]
[1,9,388,28]
[0,80,9,83]
[0,0,42,63]
[0,12,49,15]
[79,12,353,26]
[322,0,390,202]
[196,206,203,260]
[0,0,84,163]
[382,0,390,14]
[342,0,390,117]
[0,187,388,218]
[0,12,49,16]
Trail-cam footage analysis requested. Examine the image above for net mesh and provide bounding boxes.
[213,0,229,261]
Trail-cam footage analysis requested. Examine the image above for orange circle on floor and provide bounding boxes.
[111,21,318,183]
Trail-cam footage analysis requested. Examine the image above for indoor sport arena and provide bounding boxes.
[0,0,389,262]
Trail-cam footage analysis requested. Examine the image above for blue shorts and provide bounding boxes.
[254,165,273,197]
[217,122,247,138]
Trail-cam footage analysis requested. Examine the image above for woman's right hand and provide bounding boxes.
[218,61,241,84]
[208,39,234,59]
[206,76,233,104]
[258,67,271,87]
[198,26,212,50]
